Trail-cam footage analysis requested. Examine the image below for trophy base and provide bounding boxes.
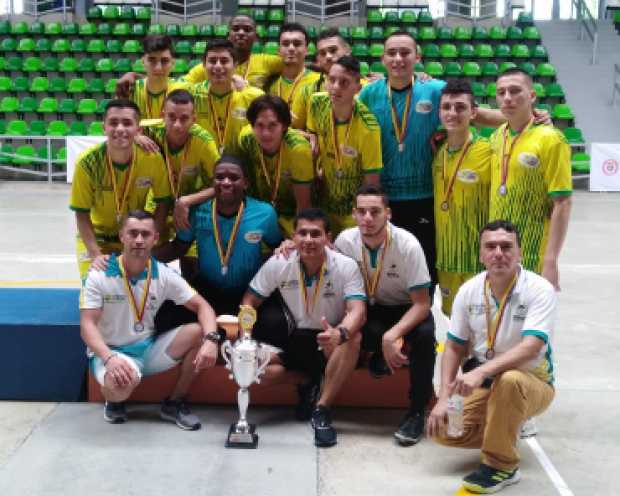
[225,423,259,449]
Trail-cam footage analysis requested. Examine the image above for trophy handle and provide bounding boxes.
[254,344,271,384]
[221,340,233,378]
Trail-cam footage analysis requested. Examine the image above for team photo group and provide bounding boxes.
[70,14,572,494]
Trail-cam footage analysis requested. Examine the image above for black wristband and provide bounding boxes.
[202,331,221,344]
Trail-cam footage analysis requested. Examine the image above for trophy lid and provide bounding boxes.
[238,305,257,335]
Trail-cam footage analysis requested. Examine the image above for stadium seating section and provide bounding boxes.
[0,6,587,174]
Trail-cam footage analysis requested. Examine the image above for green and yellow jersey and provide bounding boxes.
[432,135,491,274]
[189,83,263,155]
[238,125,314,234]
[131,78,189,124]
[489,123,572,272]
[267,69,321,111]
[182,54,283,90]
[307,92,382,233]
[69,143,171,238]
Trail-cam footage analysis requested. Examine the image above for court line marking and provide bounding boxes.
[526,437,575,496]
[0,280,80,287]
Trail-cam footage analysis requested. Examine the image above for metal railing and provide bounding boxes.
[289,0,360,24]
[612,63,620,105]
[571,0,598,64]
[153,0,222,23]
[0,136,66,183]
[446,0,497,22]
[23,0,72,20]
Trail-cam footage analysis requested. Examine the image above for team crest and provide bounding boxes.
[341,145,358,158]
[181,166,198,176]
[513,303,528,320]
[457,169,479,183]
[135,177,153,188]
[244,231,263,243]
[415,100,433,113]
[518,152,540,169]
[232,107,247,119]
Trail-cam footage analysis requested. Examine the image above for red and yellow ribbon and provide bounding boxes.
[211,198,245,276]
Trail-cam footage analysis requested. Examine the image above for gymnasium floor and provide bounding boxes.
[0,181,617,495]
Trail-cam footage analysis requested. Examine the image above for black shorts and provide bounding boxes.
[279,328,326,383]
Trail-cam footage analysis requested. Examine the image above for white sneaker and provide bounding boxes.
[519,417,538,438]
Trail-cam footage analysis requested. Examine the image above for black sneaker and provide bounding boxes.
[394,411,424,446]
[311,406,337,447]
[368,352,392,379]
[463,463,521,494]
[103,401,127,424]
[160,398,201,431]
[296,381,320,421]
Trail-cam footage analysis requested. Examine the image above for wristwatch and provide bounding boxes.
[338,326,350,345]
[202,331,221,344]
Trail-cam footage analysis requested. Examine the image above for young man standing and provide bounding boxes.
[307,56,382,235]
[433,80,491,315]
[69,100,171,279]
[335,185,435,446]
[80,210,219,429]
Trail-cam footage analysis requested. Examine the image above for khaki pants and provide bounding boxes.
[435,369,555,471]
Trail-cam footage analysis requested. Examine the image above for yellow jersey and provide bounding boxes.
[267,69,321,110]
[131,78,189,123]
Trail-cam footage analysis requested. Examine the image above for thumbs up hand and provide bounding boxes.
[317,317,339,355]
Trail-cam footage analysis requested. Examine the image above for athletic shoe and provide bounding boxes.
[368,352,392,379]
[296,381,320,421]
[394,411,425,446]
[160,398,201,431]
[519,417,538,438]
[311,406,337,447]
[103,401,127,424]
[462,463,521,494]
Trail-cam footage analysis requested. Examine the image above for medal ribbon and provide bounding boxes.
[258,142,284,205]
[279,69,306,105]
[441,137,473,209]
[331,107,354,172]
[299,260,327,316]
[211,198,245,273]
[361,226,391,302]
[163,139,191,199]
[119,255,152,327]
[500,118,534,193]
[387,79,413,150]
[483,271,519,356]
[105,146,136,222]
[207,88,233,150]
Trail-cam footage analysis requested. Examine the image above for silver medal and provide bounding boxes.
[485,348,495,360]
[221,265,228,276]
[398,143,405,153]
[498,185,507,196]
[134,322,144,332]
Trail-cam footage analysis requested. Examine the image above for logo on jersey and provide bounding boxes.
[181,166,198,177]
[232,107,247,119]
[415,100,433,114]
[517,152,540,169]
[323,280,336,298]
[513,303,528,321]
[457,169,479,183]
[244,231,263,243]
[280,279,299,290]
[104,294,126,303]
[602,159,619,176]
[386,263,399,278]
[341,145,358,158]
[467,304,485,315]
[135,177,153,188]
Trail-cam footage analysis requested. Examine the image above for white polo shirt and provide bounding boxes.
[334,222,431,306]
[448,267,556,384]
[249,248,366,329]
[80,255,196,347]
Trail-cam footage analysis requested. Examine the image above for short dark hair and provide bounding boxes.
[246,94,292,129]
[229,14,255,28]
[294,208,331,234]
[204,38,236,62]
[440,78,476,107]
[164,89,195,107]
[122,210,155,228]
[317,27,348,46]
[333,55,360,80]
[384,30,417,47]
[103,99,141,121]
[480,219,521,247]
[280,22,308,45]
[214,154,248,179]
[142,34,175,56]
[356,184,389,207]
[497,67,533,87]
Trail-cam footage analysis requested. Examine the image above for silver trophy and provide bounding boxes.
[221,305,271,448]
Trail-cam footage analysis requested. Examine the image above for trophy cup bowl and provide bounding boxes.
[216,314,240,341]
[221,306,271,448]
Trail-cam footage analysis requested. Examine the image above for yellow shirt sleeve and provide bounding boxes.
[196,133,220,186]
[288,138,314,184]
[147,152,173,202]
[182,63,207,84]
[360,124,383,174]
[541,128,573,196]
[292,84,313,130]
[69,154,95,212]
[262,54,283,76]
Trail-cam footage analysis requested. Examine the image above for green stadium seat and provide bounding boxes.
[17,38,35,52]
[68,78,87,93]
[37,97,58,113]
[507,26,523,40]
[499,61,517,73]
[172,59,189,74]
[545,83,565,98]
[113,58,132,74]
[97,23,111,36]
[119,6,135,20]
[267,25,281,39]
[268,8,285,23]
[251,41,263,54]
[384,26,400,38]
[463,61,482,77]
[6,120,28,135]
[369,43,384,58]
[0,144,13,164]
[494,44,511,58]
[400,10,417,24]
[253,9,267,22]
[437,26,453,40]
[1,38,17,52]
[78,58,96,73]
[482,62,499,78]
[384,11,399,24]
[512,44,530,58]
[535,103,551,114]
[352,43,368,58]
[458,43,475,58]
[11,77,28,92]
[307,42,316,57]
[5,56,20,71]
[517,12,534,27]
[0,76,9,92]
[77,98,98,114]
[444,61,462,77]
[79,23,97,36]
[103,6,119,20]
[49,77,66,93]
[30,21,44,35]
[88,121,105,136]
[122,40,141,53]
[418,10,434,25]
[11,21,28,35]
[425,61,444,77]
[0,57,5,71]
[166,24,180,37]
[564,127,584,145]
[531,45,548,59]
[473,26,488,40]
[58,57,77,72]
[523,26,540,41]
[215,24,229,37]
[405,26,418,40]
[13,145,35,165]
[419,26,437,41]
[36,146,50,165]
[105,78,117,94]
[148,24,165,35]
[175,40,191,54]
[56,147,67,164]
[106,40,121,53]
[29,120,46,136]
[264,41,278,55]
[136,7,151,21]
[44,22,61,35]
[132,24,146,37]
[181,24,197,37]
[487,82,497,98]
[87,78,105,93]
[552,103,574,120]
[113,23,131,36]
[367,8,383,24]
[70,39,86,53]
[0,96,19,112]
[42,57,59,72]
[255,25,267,39]
[0,20,9,35]
[359,61,369,77]
[22,57,42,72]
[35,38,51,52]
[369,61,386,75]
[87,6,102,20]
[415,62,425,72]
[423,43,440,58]
[62,23,78,35]
[519,62,536,76]
[18,96,37,113]
[69,121,87,136]
[454,26,472,41]
[47,120,68,136]
[571,152,590,173]
[193,41,206,55]
[489,26,507,41]
[471,82,486,98]
[440,43,458,58]
[96,99,110,114]
[51,38,70,53]
[58,99,76,114]
[306,26,318,39]
[533,82,546,98]
[199,25,213,37]
[29,76,49,92]
[351,26,368,40]
[131,58,144,72]
[475,44,494,58]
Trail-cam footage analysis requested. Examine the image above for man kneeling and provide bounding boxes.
[80,210,219,429]
[428,220,556,493]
